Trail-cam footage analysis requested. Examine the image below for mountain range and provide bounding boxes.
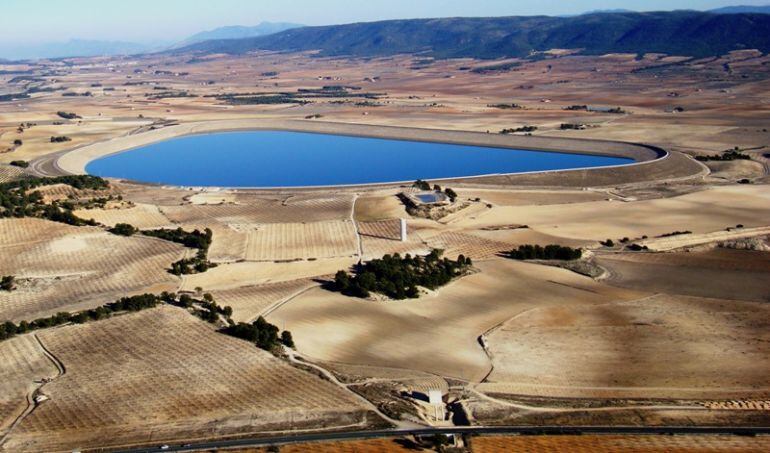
[4,8,770,61]
[0,22,301,61]
[176,22,303,47]
[178,10,770,60]
[709,5,770,14]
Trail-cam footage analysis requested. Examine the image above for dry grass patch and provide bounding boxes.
[451,185,770,241]
[268,259,640,381]
[481,294,770,399]
[181,257,357,292]
[457,188,610,206]
[354,195,408,222]
[597,249,770,302]
[3,306,370,452]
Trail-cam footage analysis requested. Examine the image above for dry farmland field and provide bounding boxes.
[1,29,770,451]
[1,307,371,452]
[0,218,186,322]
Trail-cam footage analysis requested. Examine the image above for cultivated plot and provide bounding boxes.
[241,221,358,261]
[268,259,640,381]
[481,294,770,399]
[73,203,172,229]
[211,278,317,322]
[0,218,186,322]
[0,335,58,438]
[3,306,370,452]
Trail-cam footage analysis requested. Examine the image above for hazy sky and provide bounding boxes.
[1,0,768,43]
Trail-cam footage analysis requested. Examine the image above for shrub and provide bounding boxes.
[0,276,15,292]
[412,179,431,191]
[109,223,138,236]
[56,111,80,120]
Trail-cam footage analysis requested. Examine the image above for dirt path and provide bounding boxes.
[0,334,65,449]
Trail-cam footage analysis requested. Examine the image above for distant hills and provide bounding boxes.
[178,10,770,60]
[0,39,160,61]
[709,5,770,14]
[0,23,301,61]
[176,22,303,47]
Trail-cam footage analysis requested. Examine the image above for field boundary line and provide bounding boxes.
[255,283,320,320]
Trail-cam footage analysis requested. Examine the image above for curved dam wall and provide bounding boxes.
[54,119,696,189]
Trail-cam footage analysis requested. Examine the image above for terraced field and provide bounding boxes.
[2,307,371,452]
[0,218,186,322]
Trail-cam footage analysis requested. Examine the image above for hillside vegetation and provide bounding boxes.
[179,11,770,59]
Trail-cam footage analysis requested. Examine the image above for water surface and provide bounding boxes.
[86,131,633,187]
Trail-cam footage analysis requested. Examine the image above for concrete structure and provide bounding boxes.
[400,218,408,242]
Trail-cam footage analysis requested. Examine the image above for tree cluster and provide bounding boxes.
[560,123,586,130]
[56,111,81,120]
[507,244,582,261]
[9,160,28,168]
[142,228,217,275]
[160,292,232,324]
[109,223,138,236]
[221,316,294,351]
[695,149,751,162]
[334,250,472,300]
[487,103,522,110]
[0,175,108,226]
[500,126,537,134]
[0,293,162,342]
